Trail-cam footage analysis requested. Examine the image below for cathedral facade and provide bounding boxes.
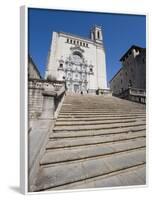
[45,25,107,94]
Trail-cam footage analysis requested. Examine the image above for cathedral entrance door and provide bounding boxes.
[74,84,79,93]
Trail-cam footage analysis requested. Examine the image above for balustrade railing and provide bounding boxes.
[115,87,146,104]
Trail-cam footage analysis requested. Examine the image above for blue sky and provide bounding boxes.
[28,8,146,82]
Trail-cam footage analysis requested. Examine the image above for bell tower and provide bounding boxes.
[91,25,103,44]
[90,25,107,89]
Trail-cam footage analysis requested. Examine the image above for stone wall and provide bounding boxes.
[28,80,44,120]
[28,79,65,121]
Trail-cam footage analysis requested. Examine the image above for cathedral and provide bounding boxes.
[45,25,107,94]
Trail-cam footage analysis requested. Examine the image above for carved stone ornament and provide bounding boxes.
[70,45,84,53]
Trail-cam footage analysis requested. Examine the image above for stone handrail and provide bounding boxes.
[28,78,64,90]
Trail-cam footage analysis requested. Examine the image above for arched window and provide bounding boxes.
[97,31,100,39]
[73,51,82,58]
[93,32,95,40]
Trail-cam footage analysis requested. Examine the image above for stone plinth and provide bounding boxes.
[40,90,57,119]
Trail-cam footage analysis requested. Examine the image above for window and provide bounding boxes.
[128,80,132,87]
[59,63,63,68]
[86,43,88,47]
[90,68,93,72]
[97,31,100,39]
[125,71,128,76]
[70,39,72,44]
[83,42,85,46]
[77,41,79,45]
[121,79,123,84]
[73,40,76,44]
[73,51,82,58]
[93,32,95,40]
[80,41,82,46]
[67,38,69,43]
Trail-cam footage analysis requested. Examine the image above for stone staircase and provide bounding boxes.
[31,94,146,192]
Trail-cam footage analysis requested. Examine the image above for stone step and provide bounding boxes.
[61,105,145,108]
[57,115,145,122]
[53,121,146,132]
[51,125,146,138]
[63,101,145,104]
[62,106,145,109]
[58,113,146,119]
[47,130,145,149]
[40,137,145,165]
[33,148,145,191]
[59,112,145,117]
[60,110,145,114]
[55,118,145,126]
[52,164,146,190]
[60,107,145,111]
[61,107,145,111]
[62,101,145,105]
[59,110,145,114]
[31,95,146,192]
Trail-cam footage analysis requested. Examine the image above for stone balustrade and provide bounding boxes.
[115,87,146,104]
[28,78,65,121]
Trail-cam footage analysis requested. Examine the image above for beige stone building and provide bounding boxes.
[45,25,107,94]
[110,45,146,95]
